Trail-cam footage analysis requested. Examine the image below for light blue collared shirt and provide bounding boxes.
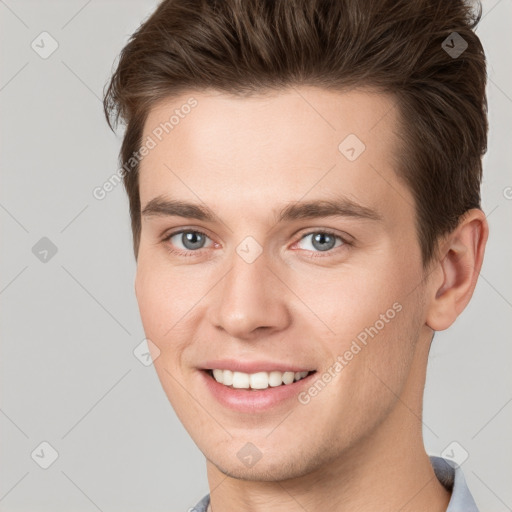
[190,456,479,511]
[430,456,479,511]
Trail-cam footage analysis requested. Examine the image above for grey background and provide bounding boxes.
[0,0,510,511]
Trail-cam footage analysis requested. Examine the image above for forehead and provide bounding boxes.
[138,87,411,222]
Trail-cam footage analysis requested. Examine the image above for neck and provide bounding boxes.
[206,335,451,512]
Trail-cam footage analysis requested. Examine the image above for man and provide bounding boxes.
[103,0,488,510]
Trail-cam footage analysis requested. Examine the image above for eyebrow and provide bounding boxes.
[141,195,382,223]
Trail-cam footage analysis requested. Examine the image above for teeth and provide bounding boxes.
[223,370,233,386]
[282,371,295,385]
[268,371,283,387]
[249,372,269,390]
[232,371,250,389]
[212,369,224,384]
[211,369,310,389]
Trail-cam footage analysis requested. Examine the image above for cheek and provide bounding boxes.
[289,261,421,392]
[134,255,220,380]
[298,296,419,445]
[288,262,408,341]
[135,265,169,338]
[135,266,187,362]
[135,252,202,337]
[135,262,198,408]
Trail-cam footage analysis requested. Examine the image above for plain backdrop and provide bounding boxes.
[1,0,511,511]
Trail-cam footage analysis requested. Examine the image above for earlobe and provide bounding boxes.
[426,209,488,331]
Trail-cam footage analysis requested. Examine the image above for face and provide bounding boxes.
[135,87,432,481]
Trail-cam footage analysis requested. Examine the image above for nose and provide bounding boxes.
[208,249,291,340]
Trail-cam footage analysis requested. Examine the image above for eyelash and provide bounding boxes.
[161,228,351,258]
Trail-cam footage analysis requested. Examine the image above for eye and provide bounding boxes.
[166,230,214,252]
[162,229,348,257]
[296,231,345,252]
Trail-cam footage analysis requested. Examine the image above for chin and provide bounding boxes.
[206,443,330,482]
[212,460,307,482]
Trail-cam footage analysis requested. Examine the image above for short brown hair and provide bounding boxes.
[103,0,487,265]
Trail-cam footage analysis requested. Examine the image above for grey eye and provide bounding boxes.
[170,231,211,250]
[297,232,343,252]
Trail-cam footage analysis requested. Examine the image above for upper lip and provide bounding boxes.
[201,359,314,374]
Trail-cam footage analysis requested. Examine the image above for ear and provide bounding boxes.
[425,209,489,331]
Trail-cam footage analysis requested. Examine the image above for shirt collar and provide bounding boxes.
[430,455,480,512]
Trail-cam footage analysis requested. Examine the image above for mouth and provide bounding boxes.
[198,360,318,411]
[205,368,316,390]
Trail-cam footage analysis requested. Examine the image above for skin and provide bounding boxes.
[135,87,488,512]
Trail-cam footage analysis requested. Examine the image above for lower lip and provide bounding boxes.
[200,371,315,412]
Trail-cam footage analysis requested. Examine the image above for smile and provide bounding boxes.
[209,369,312,390]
